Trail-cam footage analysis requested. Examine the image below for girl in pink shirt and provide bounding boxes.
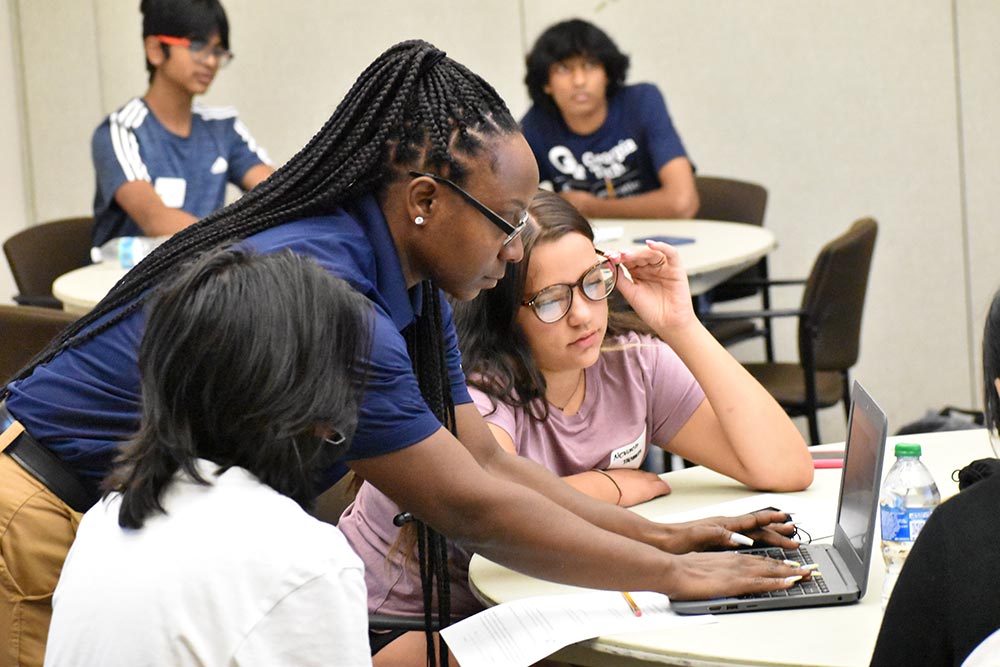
[338,192,812,666]
[454,190,811,507]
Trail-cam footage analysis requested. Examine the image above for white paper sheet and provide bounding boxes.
[651,493,837,542]
[441,590,713,667]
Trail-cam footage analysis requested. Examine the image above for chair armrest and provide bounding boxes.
[699,308,806,322]
[724,278,808,288]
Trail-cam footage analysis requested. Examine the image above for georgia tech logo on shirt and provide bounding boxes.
[547,138,639,181]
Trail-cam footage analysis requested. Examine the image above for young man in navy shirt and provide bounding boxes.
[521,19,698,220]
[90,0,273,247]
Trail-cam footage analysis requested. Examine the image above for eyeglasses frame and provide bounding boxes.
[521,254,618,323]
[154,34,234,67]
[407,171,527,247]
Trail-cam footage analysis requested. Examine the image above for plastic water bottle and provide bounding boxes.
[90,237,164,269]
[879,442,940,609]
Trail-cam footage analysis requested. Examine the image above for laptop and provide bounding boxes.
[671,381,887,614]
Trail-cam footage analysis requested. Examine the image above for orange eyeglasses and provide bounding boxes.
[155,35,233,68]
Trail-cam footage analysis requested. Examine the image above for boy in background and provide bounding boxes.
[90,0,273,247]
[521,18,698,219]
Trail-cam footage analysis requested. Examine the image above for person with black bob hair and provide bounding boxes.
[521,18,699,220]
[90,0,273,247]
[524,19,630,116]
[870,288,1000,666]
[2,39,808,667]
[44,246,374,666]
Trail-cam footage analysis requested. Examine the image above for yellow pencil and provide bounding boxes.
[604,176,617,199]
[621,591,642,617]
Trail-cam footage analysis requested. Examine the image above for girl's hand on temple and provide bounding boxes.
[608,241,699,336]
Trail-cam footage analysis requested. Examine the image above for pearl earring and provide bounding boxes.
[414,216,426,226]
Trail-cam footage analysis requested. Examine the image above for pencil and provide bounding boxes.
[604,176,616,199]
[621,591,642,617]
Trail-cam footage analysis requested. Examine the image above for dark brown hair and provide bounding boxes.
[453,190,651,421]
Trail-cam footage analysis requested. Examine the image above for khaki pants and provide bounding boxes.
[0,450,81,667]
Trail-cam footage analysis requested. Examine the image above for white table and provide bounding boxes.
[51,262,128,316]
[50,221,775,314]
[468,430,993,667]
[590,219,776,296]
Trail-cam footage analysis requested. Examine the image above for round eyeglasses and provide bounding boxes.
[522,257,618,323]
[155,35,234,68]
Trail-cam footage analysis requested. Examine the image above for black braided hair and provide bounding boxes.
[5,38,517,391]
[405,282,457,666]
[4,39,518,667]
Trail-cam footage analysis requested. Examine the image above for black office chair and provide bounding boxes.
[701,218,878,445]
[694,176,775,361]
[3,217,94,309]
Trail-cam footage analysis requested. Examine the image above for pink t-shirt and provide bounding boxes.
[337,332,705,618]
[475,332,704,473]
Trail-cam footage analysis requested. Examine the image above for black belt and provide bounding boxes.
[0,402,95,513]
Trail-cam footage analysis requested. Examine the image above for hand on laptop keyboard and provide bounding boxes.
[657,509,799,553]
[665,551,815,600]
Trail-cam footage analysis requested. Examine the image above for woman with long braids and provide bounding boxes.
[0,40,811,666]
[340,191,813,666]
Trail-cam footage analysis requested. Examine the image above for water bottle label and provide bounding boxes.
[119,237,136,269]
[880,506,933,541]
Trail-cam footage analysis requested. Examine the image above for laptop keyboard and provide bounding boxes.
[738,547,830,599]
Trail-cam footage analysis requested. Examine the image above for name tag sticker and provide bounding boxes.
[154,177,187,208]
[607,425,646,469]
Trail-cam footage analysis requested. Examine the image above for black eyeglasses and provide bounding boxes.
[522,257,618,323]
[408,171,528,247]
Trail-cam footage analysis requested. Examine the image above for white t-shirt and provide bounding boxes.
[45,460,371,667]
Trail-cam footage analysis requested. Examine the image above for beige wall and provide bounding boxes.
[0,0,29,303]
[5,0,1000,441]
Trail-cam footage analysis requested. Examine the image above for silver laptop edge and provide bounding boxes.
[671,381,888,614]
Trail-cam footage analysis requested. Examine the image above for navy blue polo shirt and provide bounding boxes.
[5,194,471,498]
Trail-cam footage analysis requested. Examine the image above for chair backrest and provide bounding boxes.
[0,304,77,383]
[3,217,94,308]
[696,176,770,301]
[694,176,768,227]
[799,218,878,371]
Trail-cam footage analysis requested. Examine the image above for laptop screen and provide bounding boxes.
[831,382,887,594]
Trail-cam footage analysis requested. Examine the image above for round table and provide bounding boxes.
[52,262,128,316]
[590,219,776,296]
[468,429,991,667]
[50,220,775,313]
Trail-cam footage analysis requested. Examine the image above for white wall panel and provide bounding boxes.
[9,0,995,441]
[0,0,29,303]
[957,0,1000,407]
[16,0,101,221]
